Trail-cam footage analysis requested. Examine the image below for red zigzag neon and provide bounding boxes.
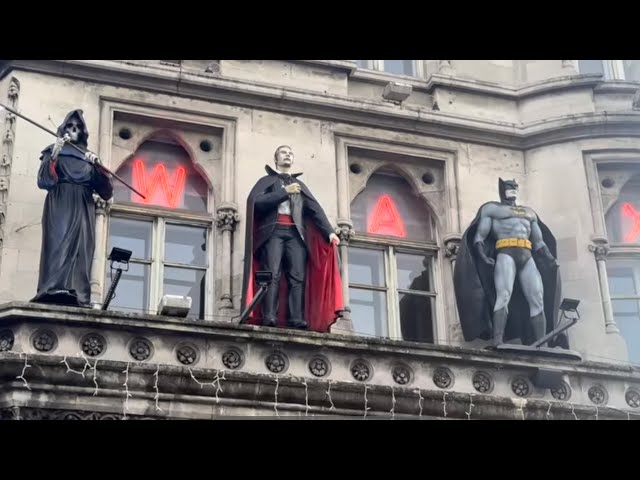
[132,159,186,209]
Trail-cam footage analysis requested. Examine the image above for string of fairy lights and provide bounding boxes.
[6,348,640,420]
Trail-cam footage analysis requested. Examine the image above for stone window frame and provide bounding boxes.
[334,133,459,344]
[577,60,640,81]
[92,97,238,317]
[584,149,640,336]
[353,60,427,79]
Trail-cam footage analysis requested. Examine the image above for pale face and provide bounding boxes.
[274,147,294,170]
[504,188,518,201]
[64,118,82,142]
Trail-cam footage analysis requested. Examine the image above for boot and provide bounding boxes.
[490,307,508,348]
[529,312,546,344]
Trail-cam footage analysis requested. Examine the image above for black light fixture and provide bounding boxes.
[238,271,272,324]
[532,298,580,348]
[102,247,132,311]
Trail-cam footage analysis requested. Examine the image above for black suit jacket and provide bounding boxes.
[251,167,334,251]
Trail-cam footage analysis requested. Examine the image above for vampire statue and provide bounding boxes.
[453,178,567,348]
[241,145,344,332]
[31,110,113,307]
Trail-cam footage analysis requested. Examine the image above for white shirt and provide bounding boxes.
[276,169,292,215]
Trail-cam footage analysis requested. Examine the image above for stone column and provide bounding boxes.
[329,219,355,335]
[443,233,462,343]
[0,77,19,261]
[589,236,619,334]
[216,202,239,311]
[90,196,111,308]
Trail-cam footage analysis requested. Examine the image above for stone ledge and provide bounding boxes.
[0,353,637,420]
[1,303,640,417]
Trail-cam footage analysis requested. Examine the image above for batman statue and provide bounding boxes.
[453,178,567,348]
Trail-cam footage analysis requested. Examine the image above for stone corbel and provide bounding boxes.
[443,233,462,263]
[215,203,240,233]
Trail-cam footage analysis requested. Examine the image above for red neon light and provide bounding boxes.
[367,194,406,238]
[132,159,186,209]
[622,202,640,243]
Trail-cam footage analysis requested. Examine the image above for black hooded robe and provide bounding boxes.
[31,110,113,307]
[453,202,567,347]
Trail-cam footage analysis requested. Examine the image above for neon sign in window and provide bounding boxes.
[622,202,640,243]
[367,194,406,238]
[132,159,186,209]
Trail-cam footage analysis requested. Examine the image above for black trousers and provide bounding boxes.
[260,225,307,324]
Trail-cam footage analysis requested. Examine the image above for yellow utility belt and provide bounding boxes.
[495,238,532,249]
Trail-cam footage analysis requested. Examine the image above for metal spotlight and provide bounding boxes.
[102,247,132,311]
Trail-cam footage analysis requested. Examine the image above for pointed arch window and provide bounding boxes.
[106,135,212,319]
[604,172,640,363]
[348,171,438,343]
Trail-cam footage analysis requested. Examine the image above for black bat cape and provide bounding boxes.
[453,202,567,347]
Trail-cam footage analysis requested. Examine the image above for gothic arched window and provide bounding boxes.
[106,135,212,320]
[348,171,437,343]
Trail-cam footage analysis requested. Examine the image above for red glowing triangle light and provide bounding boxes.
[622,202,640,243]
[132,159,186,209]
[367,194,406,238]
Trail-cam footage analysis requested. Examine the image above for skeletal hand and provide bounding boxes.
[285,183,301,194]
[52,134,70,160]
[329,233,340,245]
[85,151,99,164]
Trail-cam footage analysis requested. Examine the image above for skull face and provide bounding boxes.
[64,118,82,142]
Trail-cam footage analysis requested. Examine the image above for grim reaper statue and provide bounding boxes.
[31,110,113,307]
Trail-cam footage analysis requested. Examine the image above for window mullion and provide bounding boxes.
[150,218,165,314]
[386,246,401,340]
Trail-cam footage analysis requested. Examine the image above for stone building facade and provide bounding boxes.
[0,59,640,419]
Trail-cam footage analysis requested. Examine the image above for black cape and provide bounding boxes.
[453,202,567,347]
[31,110,113,307]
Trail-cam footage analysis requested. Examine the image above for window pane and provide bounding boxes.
[612,302,640,365]
[608,266,637,296]
[105,262,149,313]
[613,299,639,315]
[354,60,370,69]
[383,60,414,76]
[351,172,433,241]
[113,140,209,212]
[165,224,208,266]
[108,217,152,260]
[578,60,604,75]
[350,288,387,337]
[399,293,434,343]
[163,267,206,320]
[348,247,385,287]
[623,60,640,82]
[396,253,432,292]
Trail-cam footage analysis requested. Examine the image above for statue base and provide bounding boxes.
[492,343,583,361]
